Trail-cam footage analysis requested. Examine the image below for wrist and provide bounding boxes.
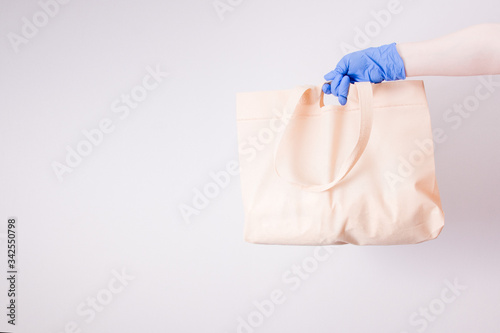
[395,43,410,78]
[386,42,406,81]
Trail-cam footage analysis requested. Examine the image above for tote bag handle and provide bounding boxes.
[273,81,374,192]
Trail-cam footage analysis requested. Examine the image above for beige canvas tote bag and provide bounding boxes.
[236,80,444,245]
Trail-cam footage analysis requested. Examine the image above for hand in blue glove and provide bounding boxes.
[322,42,406,105]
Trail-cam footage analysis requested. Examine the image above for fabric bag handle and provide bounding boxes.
[273,81,374,192]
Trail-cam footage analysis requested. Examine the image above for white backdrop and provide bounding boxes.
[1,0,499,332]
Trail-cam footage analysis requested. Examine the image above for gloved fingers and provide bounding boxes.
[324,55,350,94]
[331,72,344,97]
[323,69,339,81]
[323,70,339,95]
[334,56,349,77]
[323,68,344,93]
[337,75,351,106]
[322,82,331,94]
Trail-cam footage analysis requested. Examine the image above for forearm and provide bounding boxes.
[396,23,500,77]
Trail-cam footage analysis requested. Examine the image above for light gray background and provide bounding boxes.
[1,0,499,332]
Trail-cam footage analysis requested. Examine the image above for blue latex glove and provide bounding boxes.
[322,42,406,105]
